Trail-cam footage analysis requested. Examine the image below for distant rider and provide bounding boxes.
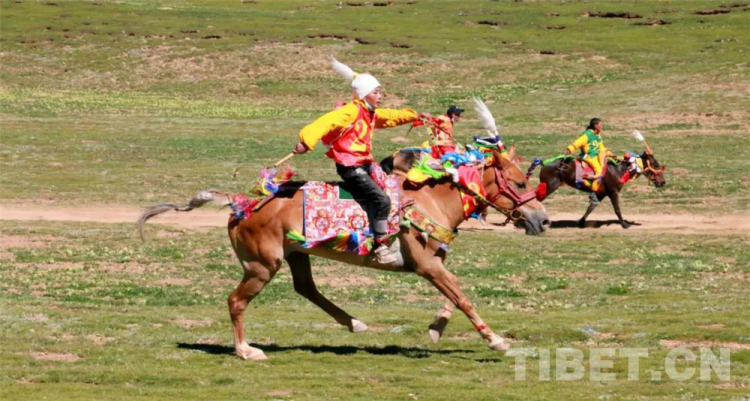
[565,118,611,203]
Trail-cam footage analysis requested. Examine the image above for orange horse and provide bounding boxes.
[138,149,548,360]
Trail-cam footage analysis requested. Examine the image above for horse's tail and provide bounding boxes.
[137,190,232,240]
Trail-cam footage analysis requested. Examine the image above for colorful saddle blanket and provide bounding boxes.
[575,159,597,182]
[302,176,401,242]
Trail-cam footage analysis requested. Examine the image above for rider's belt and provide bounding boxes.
[401,205,458,245]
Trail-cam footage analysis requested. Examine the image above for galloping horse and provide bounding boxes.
[381,145,551,236]
[138,150,548,360]
[380,145,550,344]
[533,151,666,229]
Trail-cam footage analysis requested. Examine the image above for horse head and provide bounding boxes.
[640,151,666,188]
[485,146,550,235]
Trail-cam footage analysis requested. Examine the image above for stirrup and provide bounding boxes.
[372,245,397,264]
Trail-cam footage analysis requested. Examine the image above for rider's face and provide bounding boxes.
[595,122,603,133]
[364,87,382,108]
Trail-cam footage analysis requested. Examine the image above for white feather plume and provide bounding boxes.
[472,96,499,137]
[330,56,356,82]
[632,130,645,142]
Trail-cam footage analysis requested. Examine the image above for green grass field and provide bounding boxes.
[1,0,749,400]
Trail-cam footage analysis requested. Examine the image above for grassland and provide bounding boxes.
[2,220,749,400]
[1,0,750,400]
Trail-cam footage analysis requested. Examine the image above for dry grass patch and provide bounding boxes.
[660,339,750,350]
[153,278,192,286]
[0,234,59,249]
[316,274,377,287]
[30,351,81,362]
[87,334,115,346]
[697,324,726,330]
[171,318,212,329]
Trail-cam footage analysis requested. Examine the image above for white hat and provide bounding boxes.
[330,57,381,100]
[351,73,380,99]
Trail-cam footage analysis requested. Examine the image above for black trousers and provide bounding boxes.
[336,164,391,236]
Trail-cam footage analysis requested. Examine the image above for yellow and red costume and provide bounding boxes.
[299,99,418,166]
[566,129,610,192]
[413,114,457,157]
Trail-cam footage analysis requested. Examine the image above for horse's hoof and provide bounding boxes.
[427,316,450,344]
[621,223,631,229]
[428,329,441,344]
[489,335,510,351]
[236,345,267,361]
[350,319,368,333]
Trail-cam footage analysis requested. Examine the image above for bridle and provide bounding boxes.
[479,155,537,222]
[641,154,666,185]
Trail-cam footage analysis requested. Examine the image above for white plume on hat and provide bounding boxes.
[472,96,499,138]
[330,56,381,100]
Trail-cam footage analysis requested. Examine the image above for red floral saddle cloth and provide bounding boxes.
[575,159,596,179]
[575,159,608,182]
[302,176,401,241]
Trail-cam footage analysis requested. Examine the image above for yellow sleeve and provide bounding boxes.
[599,140,607,156]
[374,108,418,129]
[298,104,358,151]
[566,134,588,153]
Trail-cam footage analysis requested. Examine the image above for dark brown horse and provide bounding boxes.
[138,151,548,360]
[531,151,666,228]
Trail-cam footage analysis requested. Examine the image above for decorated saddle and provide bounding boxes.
[302,176,401,241]
[574,159,601,183]
[285,175,401,255]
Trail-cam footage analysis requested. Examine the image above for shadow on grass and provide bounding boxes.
[550,219,641,229]
[178,342,476,359]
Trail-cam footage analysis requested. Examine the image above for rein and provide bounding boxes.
[642,157,666,184]
[459,159,537,224]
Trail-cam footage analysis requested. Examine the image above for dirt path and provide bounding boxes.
[2,205,749,235]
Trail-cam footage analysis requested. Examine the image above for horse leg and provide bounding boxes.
[286,252,367,333]
[416,261,508,351]
[428,301,454,344]
[609,191,630,229]
[228,262,277,360]
[228,232,282,360]
[579,195,601,228]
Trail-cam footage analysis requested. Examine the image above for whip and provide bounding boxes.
[232,152,296,179]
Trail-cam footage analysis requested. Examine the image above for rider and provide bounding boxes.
[413,105,463,157]
[565,118,611,203]
[292,58,430,264]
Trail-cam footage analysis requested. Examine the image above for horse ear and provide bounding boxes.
[506,145,516,161]
[493,149,513,169]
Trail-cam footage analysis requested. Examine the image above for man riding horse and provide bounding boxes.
[292,58,431,264]
[531,127,666,229]
[565,118,612,204]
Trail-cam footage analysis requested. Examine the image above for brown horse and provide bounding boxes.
[380,146,550,344]
[138,151,548,360]
[532,151,666,229]
[381,146,551,235]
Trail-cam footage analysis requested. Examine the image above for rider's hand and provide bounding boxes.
[565,149,572,155]
[418,112,432,120]
[292,142,309,154]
